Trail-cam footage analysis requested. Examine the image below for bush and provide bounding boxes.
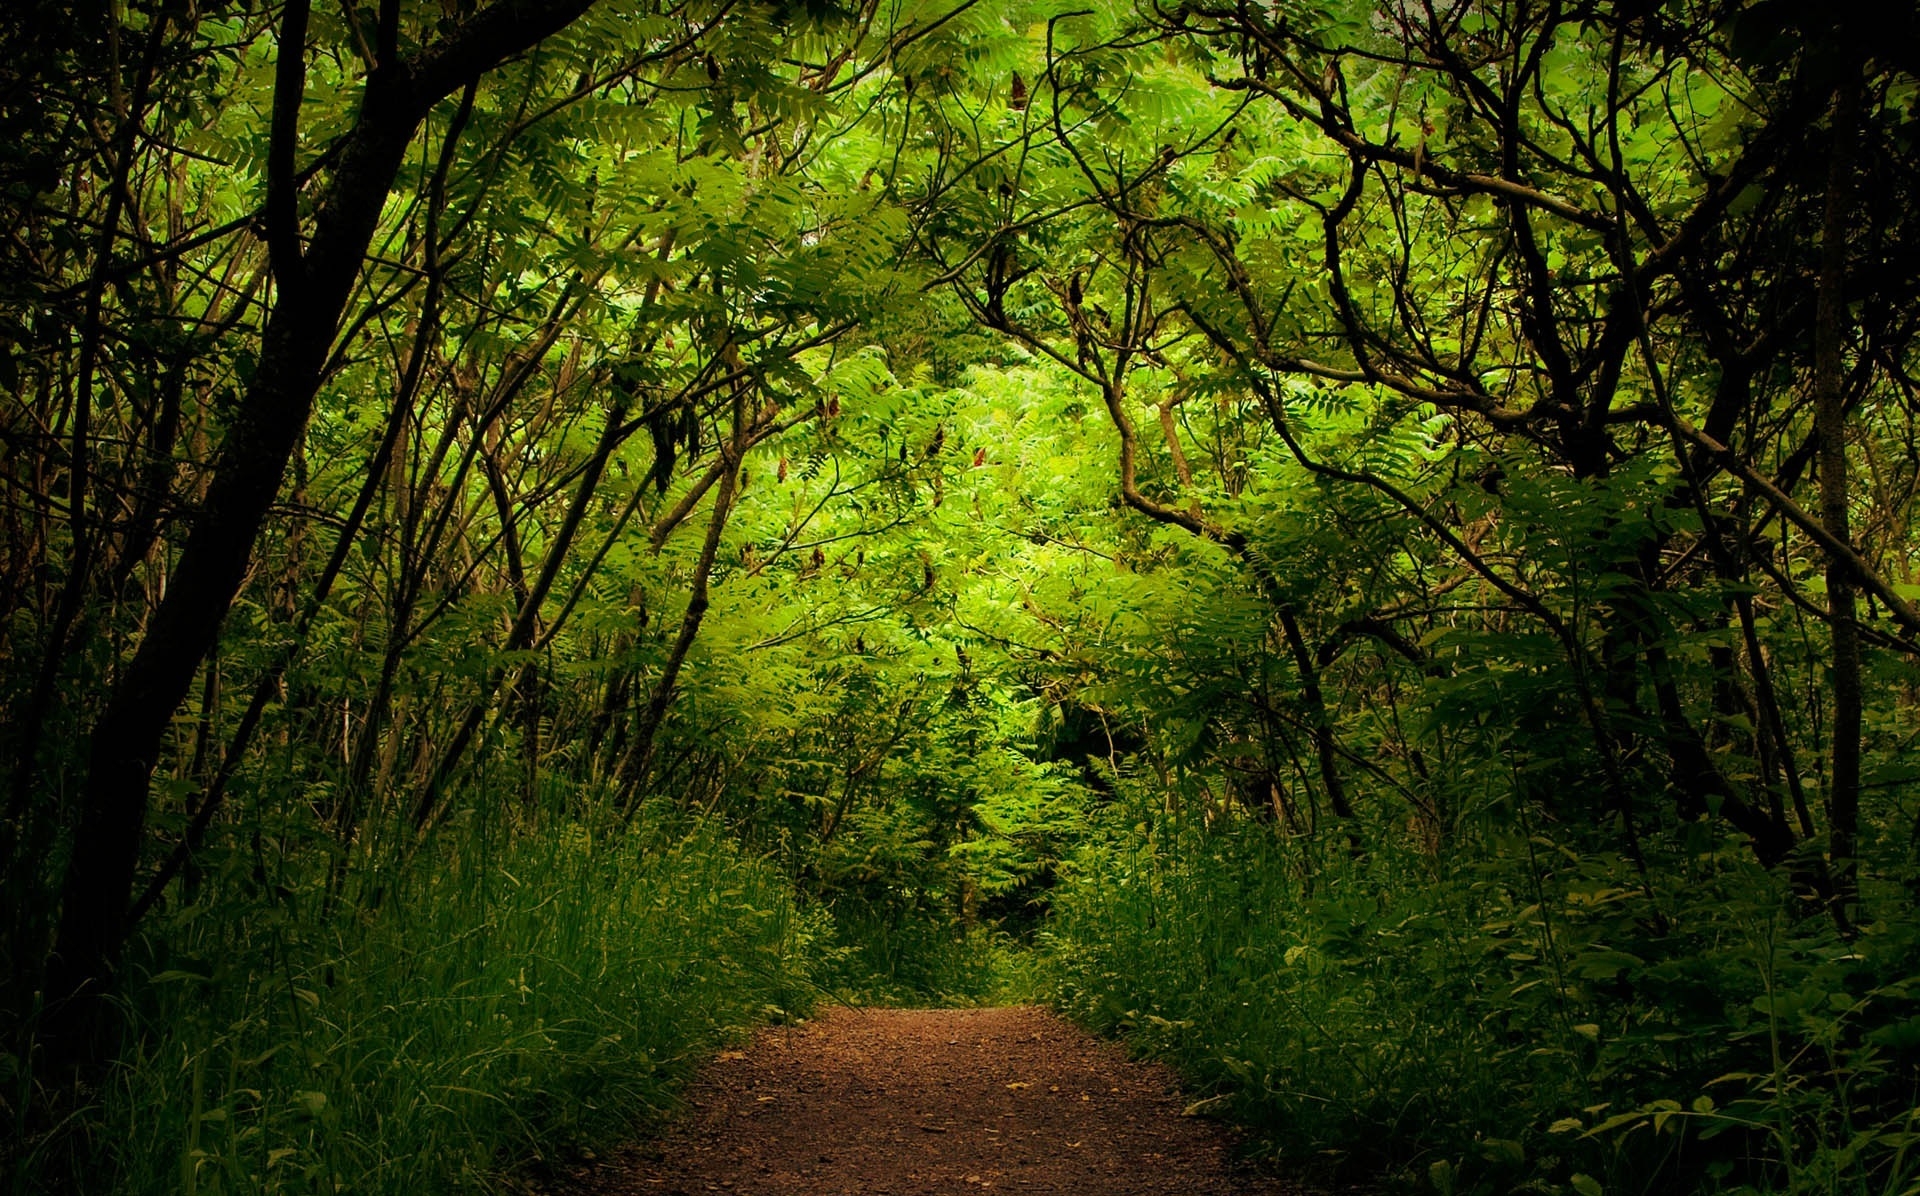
[1045,786,1920,1195]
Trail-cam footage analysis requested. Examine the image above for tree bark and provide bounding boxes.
[620,398,749,804]
[1277,607,1359,851]
[1815,80,1862,908]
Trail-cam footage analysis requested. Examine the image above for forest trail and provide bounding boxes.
[563,1005,1302,1195]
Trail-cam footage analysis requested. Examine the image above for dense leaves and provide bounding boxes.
[2,0,1917,1192]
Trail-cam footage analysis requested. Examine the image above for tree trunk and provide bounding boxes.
[1815,80,1862,909]
[620,400,748,804]
[1277,607,1360,852]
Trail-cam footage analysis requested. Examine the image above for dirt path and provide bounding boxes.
[564,1005,1299,1195]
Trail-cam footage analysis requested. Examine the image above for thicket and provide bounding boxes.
[4,0,1919,1193]
[20,814,816,1194]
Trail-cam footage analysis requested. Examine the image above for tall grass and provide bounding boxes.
[10,814,820,1195]
[1045,795,1920,1195]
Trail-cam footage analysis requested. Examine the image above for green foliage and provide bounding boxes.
[11,813,816,1195]
[6,1,1920,1195]
[1047,778,1920,1195]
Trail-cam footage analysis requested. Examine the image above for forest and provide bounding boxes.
[2,0,1918,1191]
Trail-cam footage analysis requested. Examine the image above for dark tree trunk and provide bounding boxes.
[1815,81,1862,909]
[1277,607,1360,853]
[620,399,749,804]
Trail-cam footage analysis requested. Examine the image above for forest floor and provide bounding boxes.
[554,1005,1312,1195]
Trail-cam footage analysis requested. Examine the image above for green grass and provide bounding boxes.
[1042,806,1920,1196]
[10,817,820,1196]
[812,897,1034,1006]
[806,898,998,1013]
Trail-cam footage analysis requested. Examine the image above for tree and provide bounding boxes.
[917,0,1920,883]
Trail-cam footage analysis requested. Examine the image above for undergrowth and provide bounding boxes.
[6,814,820,1196]
[1045,784,1920,1196]
[814,897,1046,1007]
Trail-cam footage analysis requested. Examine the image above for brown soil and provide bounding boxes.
[561,1005,1302,1196]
